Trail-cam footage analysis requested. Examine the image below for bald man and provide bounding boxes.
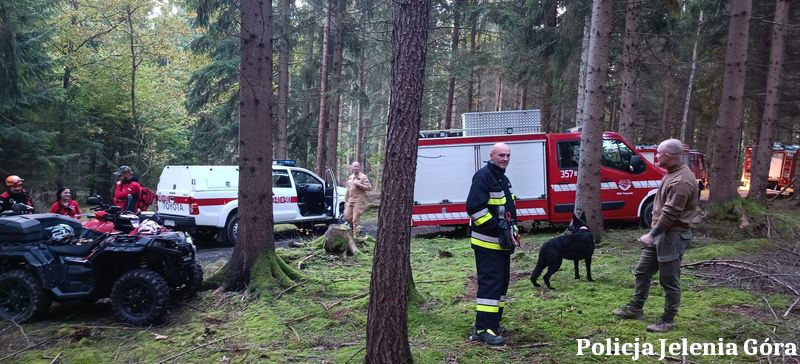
[466,142,520,346]
[613,139,699,333]
[344,161,372,237]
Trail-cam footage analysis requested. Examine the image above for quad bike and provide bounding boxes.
[0,213,202,326]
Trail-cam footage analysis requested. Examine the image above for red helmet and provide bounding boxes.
[5,175,23,187]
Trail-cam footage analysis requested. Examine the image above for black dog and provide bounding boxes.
[530,213,595,289]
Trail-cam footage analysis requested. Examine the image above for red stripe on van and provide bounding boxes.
[161,196,297,206]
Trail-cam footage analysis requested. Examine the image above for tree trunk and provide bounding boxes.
[680,10,703,142]
[275,0,291,159]
[709,0,752,205]
[617,0,639,142]
[574,0,612,240]
[443,0,463,130]
[326,0,345,171]
[495,73,502,111]
[315,0,332,176]
[364,0,430,359]
[228,0,301,290]
[355,53,366,163]
[575,15,590,127]
[747,0,789,203]
[466,4,478,113]
[540,0,557,133]
[659,69,674,139]
[299,16,316,168]
[125,5,139,151]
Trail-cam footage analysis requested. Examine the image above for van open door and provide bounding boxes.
[324,169,340,220]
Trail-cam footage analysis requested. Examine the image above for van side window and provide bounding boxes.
[273,171,292,188]
[291,171,322,186]
[557,141,581,169]
[602,139,636,172]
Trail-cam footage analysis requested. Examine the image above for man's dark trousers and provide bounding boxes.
[474,248,511,331]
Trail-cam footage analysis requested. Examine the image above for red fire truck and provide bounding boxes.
[741,145,798,191]
[635,145,709,189]
[411,110,666,228]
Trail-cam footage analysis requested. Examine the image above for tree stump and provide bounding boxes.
[324,224,361,256]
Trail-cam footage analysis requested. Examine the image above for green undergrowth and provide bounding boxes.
[6,206,800,363]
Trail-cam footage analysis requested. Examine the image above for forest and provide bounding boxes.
[2,0,800,363]
[2,0,798,199]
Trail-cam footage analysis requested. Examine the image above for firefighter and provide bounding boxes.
[344,161,372,237]
[466,142,520,346]
[612,138,699,333]
[112,166,141,212]
[1,175,34,213]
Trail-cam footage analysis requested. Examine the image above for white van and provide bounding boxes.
[156,162,346,244]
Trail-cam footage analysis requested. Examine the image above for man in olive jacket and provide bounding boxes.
[612,139,699,333]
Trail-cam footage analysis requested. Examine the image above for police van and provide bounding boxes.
[155,161,346,244]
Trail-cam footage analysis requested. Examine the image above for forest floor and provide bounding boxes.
[2,200,800,363]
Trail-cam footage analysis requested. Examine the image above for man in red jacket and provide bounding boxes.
[112,166,140,212]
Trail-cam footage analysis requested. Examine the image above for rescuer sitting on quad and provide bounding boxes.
[113,166,140,213]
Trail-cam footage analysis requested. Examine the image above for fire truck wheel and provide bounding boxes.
[225,214,239,245]
[640,199,654,228]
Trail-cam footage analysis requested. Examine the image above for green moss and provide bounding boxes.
[12,205,800,364]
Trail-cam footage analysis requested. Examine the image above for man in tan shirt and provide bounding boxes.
[344,161,372,237]
[613,139,699,333]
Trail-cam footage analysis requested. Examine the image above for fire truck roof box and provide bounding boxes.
[461,109,541,136]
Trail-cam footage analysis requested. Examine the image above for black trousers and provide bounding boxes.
[473,247,511,331]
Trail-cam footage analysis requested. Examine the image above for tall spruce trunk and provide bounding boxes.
[364,0,430,359]
[326,0,345,171]
[680,10,703,142]
[540,0,557,133]
[443,0,462,129]
[709,0,752,205]
[575,15,590,126]
[275,0,291,159]
[617,0,639,142]
[466,3,478,113]
[659,69,674,139]
[747,0,790,203]
[575,0,612,240]
[315,0,332,176]
[228,0,280,289]
[299,16,316,167]
[355,53,366,163]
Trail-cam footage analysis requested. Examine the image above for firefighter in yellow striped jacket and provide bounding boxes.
[466,142,518,346]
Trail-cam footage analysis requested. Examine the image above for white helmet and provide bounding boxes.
[137,220,161,235]
[47,224,75,244]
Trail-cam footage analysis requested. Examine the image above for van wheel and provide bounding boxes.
[640,199,654,228]
[225,214,239,245]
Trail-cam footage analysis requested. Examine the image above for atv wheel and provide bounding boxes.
[0,270,50,323]
[177,263,203,299]
[111,269,170,326]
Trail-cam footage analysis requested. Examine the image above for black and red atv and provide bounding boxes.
[0,213,202,326]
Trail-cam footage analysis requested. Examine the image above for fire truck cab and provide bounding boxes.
[636,145,708,189]
[412,110,666,228]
